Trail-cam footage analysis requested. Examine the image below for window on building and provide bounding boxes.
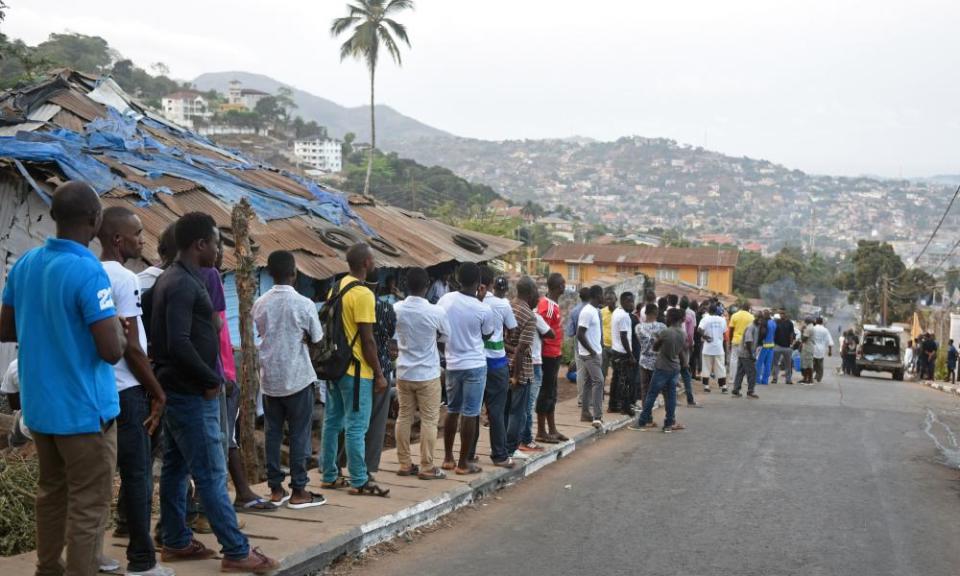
[656,268,678,282]
[598,265,608,273]
[567,264,580,282]
[697,269,710,288]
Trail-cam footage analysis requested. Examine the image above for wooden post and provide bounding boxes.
[231,197,264,482]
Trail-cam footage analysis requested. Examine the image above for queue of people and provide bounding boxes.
[0,180,850,576]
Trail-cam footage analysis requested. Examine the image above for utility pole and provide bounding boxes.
[881,275,889,327]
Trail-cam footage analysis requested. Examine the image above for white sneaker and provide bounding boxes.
[98,557,121,573]
[512,450,530,460]
[129,565,176,576]
[591,419,603,429]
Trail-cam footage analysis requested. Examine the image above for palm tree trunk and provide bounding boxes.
[363,65,375,196]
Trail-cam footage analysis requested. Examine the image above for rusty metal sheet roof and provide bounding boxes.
[352,204,522,267]
[154,189,234,228]
[0,70,524,281]
[48,89,106,121]
[229,169,314,200]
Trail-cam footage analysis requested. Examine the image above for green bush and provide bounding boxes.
[0,455,39,556]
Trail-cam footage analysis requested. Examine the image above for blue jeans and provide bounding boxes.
[478,364,510,462]
[321,374,373,488]
[505,381,530,454]
[117,386,157,572]
[756,346,774,384]
[521,364,543,445]
[160,391,248,560]
[680,365,695,404]
[446,366,487,417]
[638,368,679,428]
[264,385,314,491]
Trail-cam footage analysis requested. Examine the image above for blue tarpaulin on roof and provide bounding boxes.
[0,107,373,232]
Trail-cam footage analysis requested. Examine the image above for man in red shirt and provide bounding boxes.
[536,273,568,443]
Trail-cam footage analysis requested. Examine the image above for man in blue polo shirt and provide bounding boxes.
[0,181,127,576]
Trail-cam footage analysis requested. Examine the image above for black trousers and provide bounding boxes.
[537,356,561,415]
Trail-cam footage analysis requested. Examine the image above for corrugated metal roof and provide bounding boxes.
[229,169,314,200]
[0,70,523,281]
[542,244,739,268]
[48,89,106,121]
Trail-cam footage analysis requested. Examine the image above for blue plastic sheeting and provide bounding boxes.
[0,106,373,229]
[0,131,122,193]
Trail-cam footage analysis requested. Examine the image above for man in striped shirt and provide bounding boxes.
[506,277,538,461]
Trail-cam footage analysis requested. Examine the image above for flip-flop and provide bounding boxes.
[268,490,291,506]
[397,464,420,477]
[321,477,350,489]
[455,463,483,475]
[234,497,278,513]
[418,467,447,480]
[349,481,391,497]
[441,460,457,471]
[286,491,327,510]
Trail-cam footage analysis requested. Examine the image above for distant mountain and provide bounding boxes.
[192,71,451,146]
[390,134,955,258]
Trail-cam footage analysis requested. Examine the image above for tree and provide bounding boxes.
[342,131,356,156]
[34,32,114,74]
[836,240,932,323]
[331,0,413,196]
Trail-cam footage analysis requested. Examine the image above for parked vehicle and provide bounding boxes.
[854,325,904,380]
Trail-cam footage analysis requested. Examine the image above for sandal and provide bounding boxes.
[349,481,391,497]
[320,477,350,490]
[287,491,327,510]
[268,490,291,506]
[397,464,420,477]
[455,463,483,475]
[550,432,569,442]
[536,434,559,444]
[418,467,447,480]
[234,497,278,513]
[441,459,457,471]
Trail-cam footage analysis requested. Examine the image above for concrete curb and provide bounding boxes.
[276,412,635,575]
[923,380,960,396]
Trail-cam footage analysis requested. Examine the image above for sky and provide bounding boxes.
[5,0,960,178]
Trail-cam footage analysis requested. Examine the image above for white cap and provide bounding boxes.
[773,313,781,320]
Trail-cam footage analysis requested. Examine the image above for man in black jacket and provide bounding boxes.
[771,311,796,385]
[152,212,277,574]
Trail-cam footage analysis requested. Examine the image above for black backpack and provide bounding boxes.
[313,280,363,408]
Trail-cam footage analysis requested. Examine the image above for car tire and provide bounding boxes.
[853,368,861,377]
[893,370,904,381]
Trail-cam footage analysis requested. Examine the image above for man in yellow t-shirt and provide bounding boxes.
[320,243,389,497]
[601,290,616,385]
[728,303,755,380]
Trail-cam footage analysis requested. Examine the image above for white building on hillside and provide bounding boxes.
[293,138,342,173]
[228,80,270,110]
[160,91,212,127]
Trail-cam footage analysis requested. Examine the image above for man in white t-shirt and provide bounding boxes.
[474,269,518,466]
[811,317,835,383]
[577,285,605,428]
[609,292,637,416]
[698,303,729,393]
[253,250,325,509]
[437,263,496,475]
[98,207,172,576]
[393,267,451,480]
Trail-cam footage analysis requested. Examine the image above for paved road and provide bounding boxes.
[349,359,960,576]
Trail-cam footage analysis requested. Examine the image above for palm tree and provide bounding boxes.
[331,0,413,197]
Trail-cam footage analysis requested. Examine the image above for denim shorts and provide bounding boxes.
[445,366,487,417]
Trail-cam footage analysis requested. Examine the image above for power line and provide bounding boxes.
[912,182,960,268]
[932,234,960,274]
